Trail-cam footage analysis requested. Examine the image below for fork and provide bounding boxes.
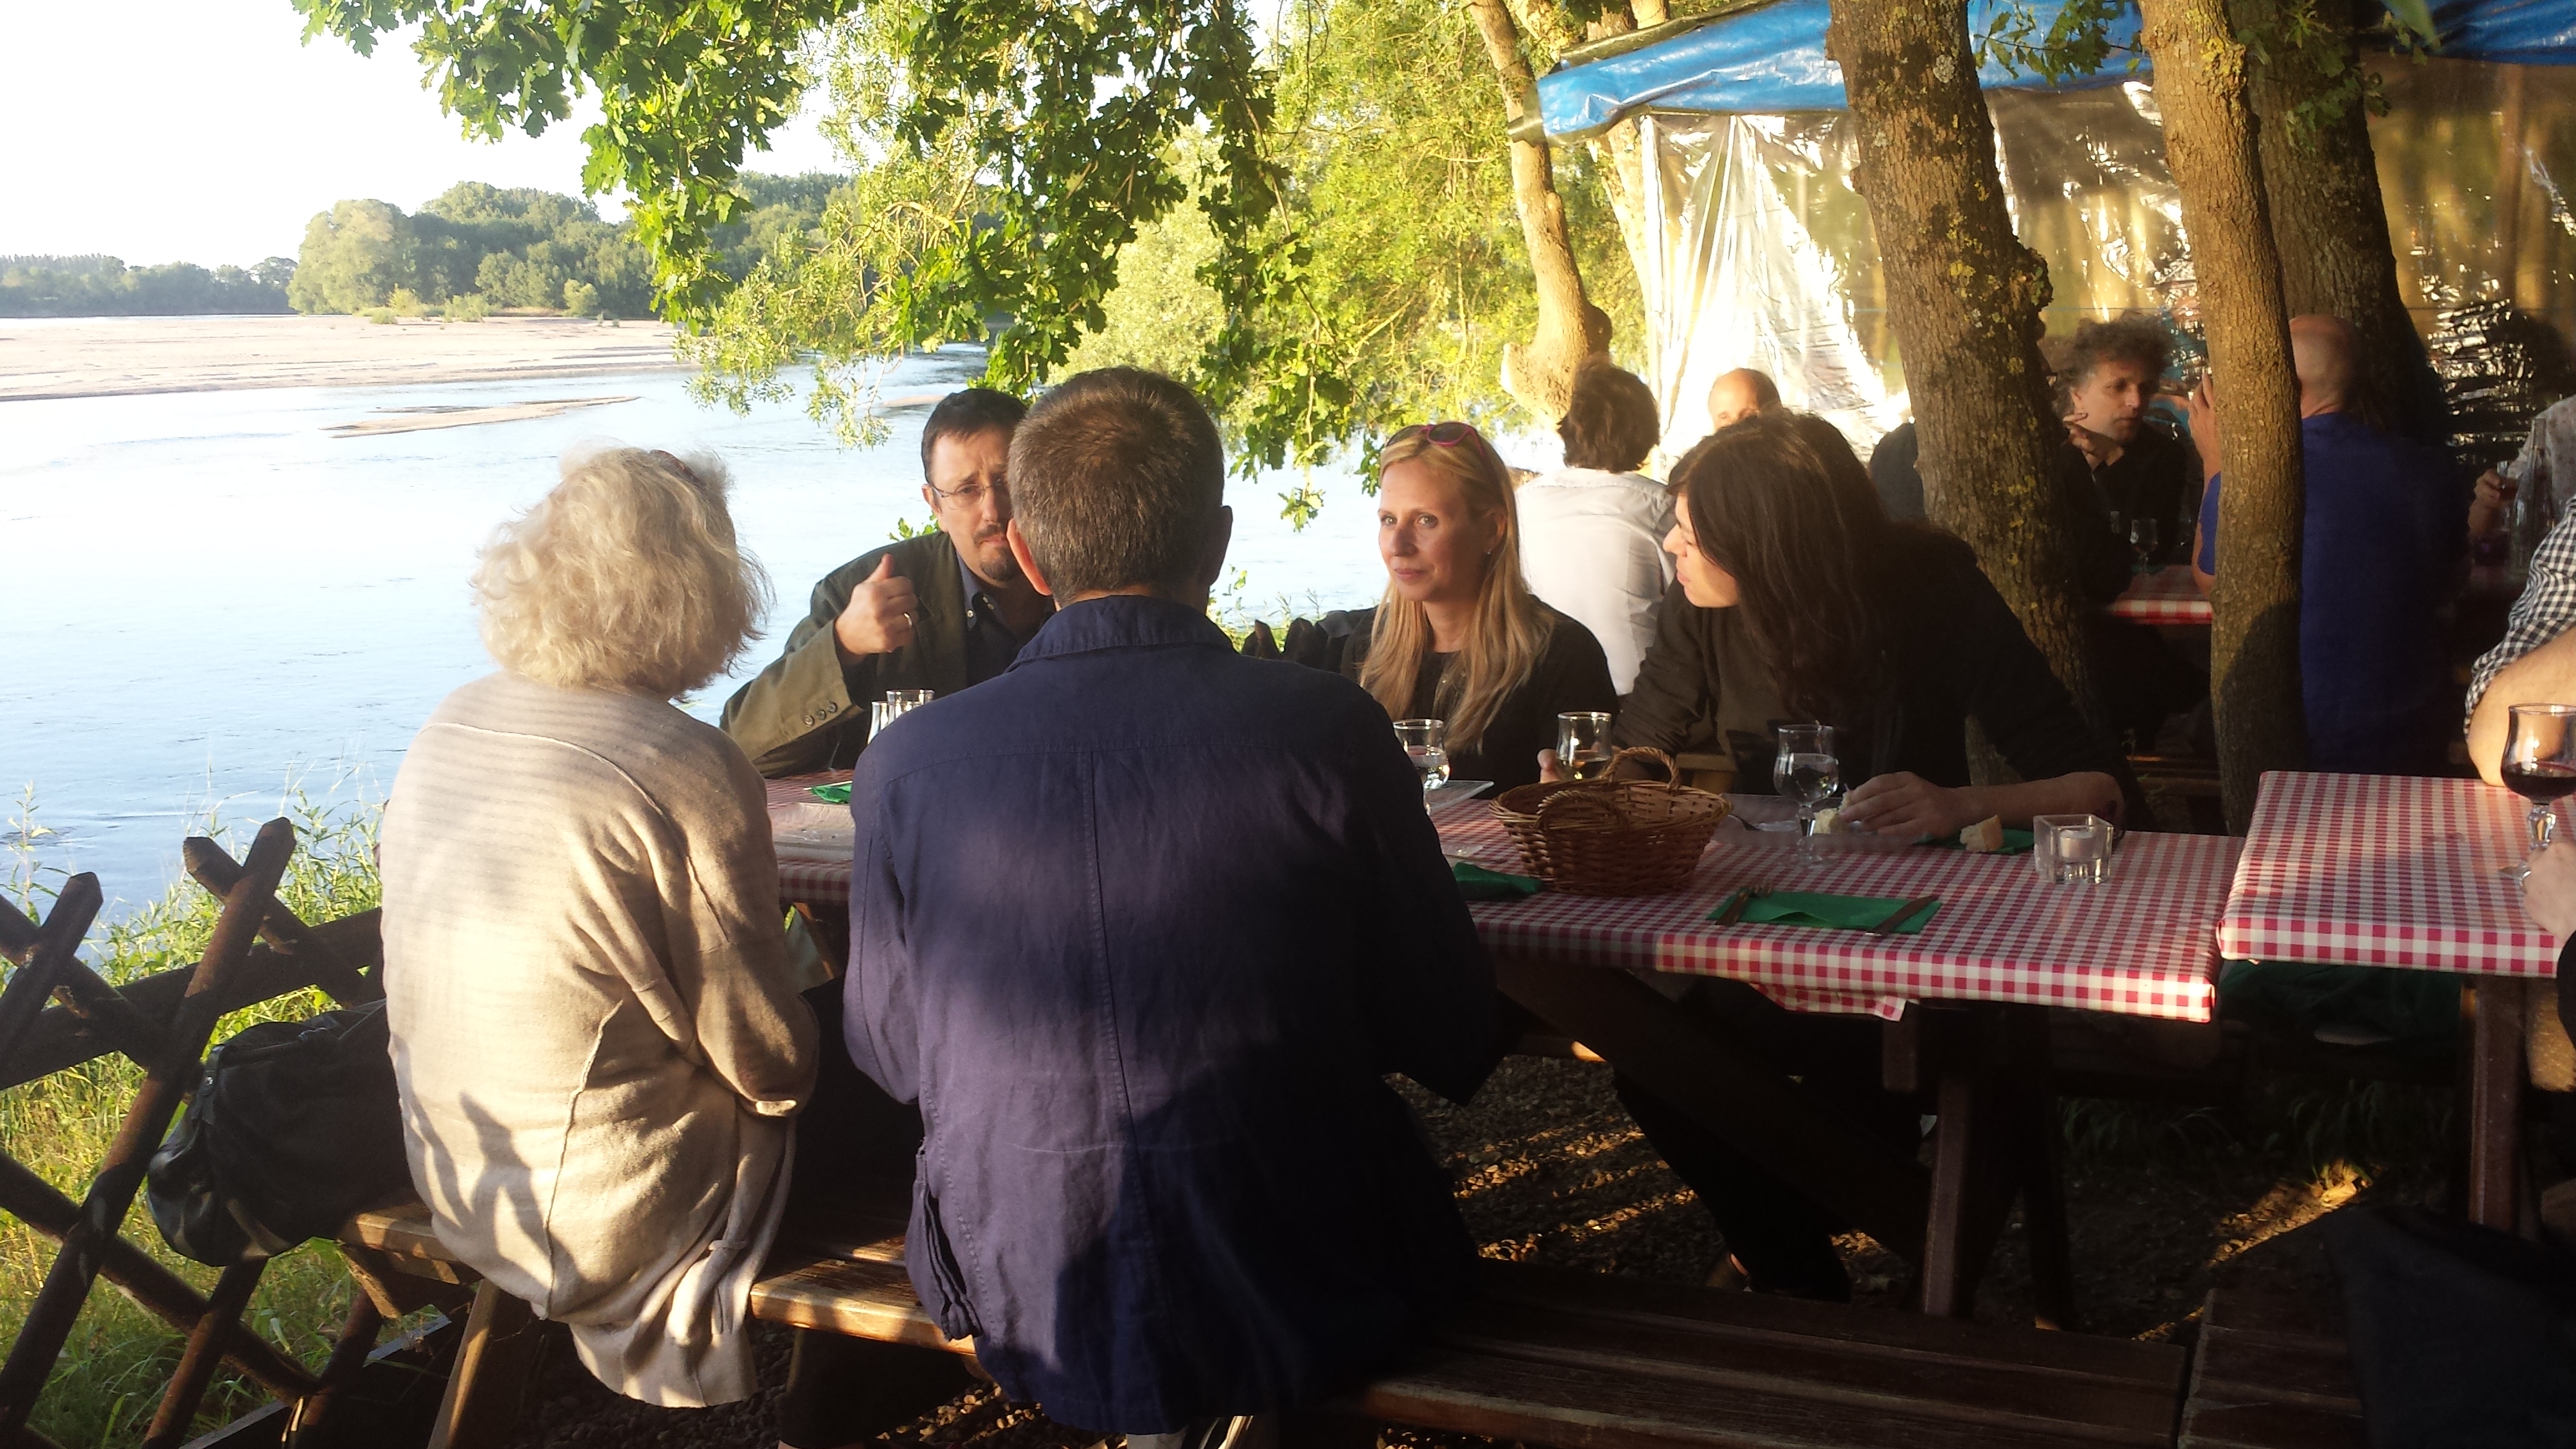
[1715,882,1772,926]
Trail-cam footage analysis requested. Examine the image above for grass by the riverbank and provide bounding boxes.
[1,793,385,1447]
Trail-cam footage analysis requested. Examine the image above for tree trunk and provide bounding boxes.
[2238,0,2439,438]
[1581,6,1657,343]
[1469,0,1615,421]
[1823,0,2107,729]
[2139,0,2310,827]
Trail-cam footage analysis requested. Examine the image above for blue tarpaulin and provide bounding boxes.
[1536,0,2576,136]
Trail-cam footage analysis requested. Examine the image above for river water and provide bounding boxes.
[1,352,1410,915]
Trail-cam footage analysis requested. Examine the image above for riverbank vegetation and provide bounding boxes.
[0,256,294,317]
[288,175,840,321]
[1,792,390,1448]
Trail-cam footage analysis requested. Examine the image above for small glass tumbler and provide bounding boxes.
[1557,711,1614,781]
[2034,814,2114,885]
[868,700,894,741]
[1395,719,1451,792]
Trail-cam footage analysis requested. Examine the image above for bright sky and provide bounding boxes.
[4,0,844,267]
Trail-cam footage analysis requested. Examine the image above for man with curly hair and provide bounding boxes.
[2055,314,2195,563]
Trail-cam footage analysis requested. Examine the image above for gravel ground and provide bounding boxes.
[497,1055,2419,1448]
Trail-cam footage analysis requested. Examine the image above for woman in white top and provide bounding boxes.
[381,446,817,1408]
[1514,358,1674,693]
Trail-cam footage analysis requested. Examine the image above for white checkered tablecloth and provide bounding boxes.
[2218,771,2563,977]
[2105,567,2212,625]
[1445,812,2235,1023]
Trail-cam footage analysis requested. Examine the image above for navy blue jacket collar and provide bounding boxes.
[1013,593,1233,665]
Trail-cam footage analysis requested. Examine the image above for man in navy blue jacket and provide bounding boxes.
[841,367,1500,1442]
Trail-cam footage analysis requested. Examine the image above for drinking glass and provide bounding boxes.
[1557,711,1615,781]
[2500,703,2576,878]
[2130,517,2162,572]
[1771,723,1840,866]
[2034,814,2114,885]
[888,688,935,709]
[1395,719,1451,792]
[867,701,894,741]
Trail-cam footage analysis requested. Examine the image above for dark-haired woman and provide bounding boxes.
[1345,422,1618,793]
[1516,358,1673,693]
[1600,412,2127,1299]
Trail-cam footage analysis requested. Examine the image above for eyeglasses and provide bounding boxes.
[927,477,1009,507]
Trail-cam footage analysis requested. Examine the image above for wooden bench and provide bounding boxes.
[2177,1281,2364,1448]
[349,1197,2191,1448]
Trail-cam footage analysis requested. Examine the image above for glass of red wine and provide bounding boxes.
[2500,703,2576,877]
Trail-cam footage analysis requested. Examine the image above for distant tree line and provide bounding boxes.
[0,256,295,317]
[289,175,839,320]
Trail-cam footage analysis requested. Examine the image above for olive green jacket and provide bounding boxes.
[720,530,973,777]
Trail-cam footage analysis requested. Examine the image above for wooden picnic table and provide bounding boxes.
[2105,565,2211,626]
[2218,770,2562,1231]
[765,773,2242,1325]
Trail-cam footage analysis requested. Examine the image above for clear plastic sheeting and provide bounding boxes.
[1626,57,2576,462]
[1634,84,2188,459]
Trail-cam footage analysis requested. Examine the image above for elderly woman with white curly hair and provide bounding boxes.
[379,445,817,1411]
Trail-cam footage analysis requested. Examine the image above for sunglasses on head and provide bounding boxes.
[1393,421,1483,449]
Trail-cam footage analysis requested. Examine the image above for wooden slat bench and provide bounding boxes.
[2176,1281,2364,1449]
[349,1198,2191,1449]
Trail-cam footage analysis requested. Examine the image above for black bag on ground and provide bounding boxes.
[147,1000,412,1267]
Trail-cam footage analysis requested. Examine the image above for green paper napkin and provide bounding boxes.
[1710,890,1940,934]
[1453,861,1544,900]
[1926,827,2033,855]
[809,783,852,804]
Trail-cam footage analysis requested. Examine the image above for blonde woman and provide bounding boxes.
[379,447,823,1412]
[1347,422,1617,789]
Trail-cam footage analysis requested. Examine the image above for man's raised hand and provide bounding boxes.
[832,555,920,662]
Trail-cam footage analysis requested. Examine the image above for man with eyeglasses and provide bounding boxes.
[723,387,1055,776]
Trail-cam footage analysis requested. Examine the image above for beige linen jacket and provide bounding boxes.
[381,673,819,1407]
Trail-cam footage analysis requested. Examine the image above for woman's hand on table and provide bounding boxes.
[1840,773,1979,841]
[2524,841,2576,938]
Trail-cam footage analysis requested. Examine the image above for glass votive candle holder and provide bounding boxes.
[2033,814,2114,885]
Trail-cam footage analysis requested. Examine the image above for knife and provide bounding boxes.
[1868,895,1939,935]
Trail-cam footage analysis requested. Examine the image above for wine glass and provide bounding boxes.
[2130,517,2162,573]
[1557,711,1614,781]
[1772,723,1840,866]
[2501,703,2576,878]
[1395,719,1451,793]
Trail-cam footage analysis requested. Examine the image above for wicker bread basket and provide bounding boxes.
[1490,747,1732,895]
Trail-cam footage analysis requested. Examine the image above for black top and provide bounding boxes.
[2089,422,2197,567]
[956,553,1037,686]
[1867,422,2132,605]
[1612,530,2127,798]
[1343,605,1619,791]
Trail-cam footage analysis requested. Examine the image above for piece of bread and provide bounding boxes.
[1958,815,2006,852]
[1810,806,1842,835]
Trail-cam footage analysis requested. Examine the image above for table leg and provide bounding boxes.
[1492,956,1930,1264]
[2464,978,2527,1232]
[1917,1005,2072,1327]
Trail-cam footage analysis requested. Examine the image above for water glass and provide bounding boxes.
[1395,719,1451,792]
[888,688,935,709]
[2034,814,2114,885]
[1557,711,1614,781]
[2130,517,2162,572]
[868,700,895,741]
[1771,723,1839,866]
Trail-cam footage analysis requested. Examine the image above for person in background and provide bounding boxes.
[1345,421,1618,791]
[721,388,1053,776]
[1516,358,1674,694]
[1594,414,2125,1299]
[1708,367,1781,430]
[2057,315,2196,559]
[841,367,1500,1444]
[2466,509,2576,782]
[2192,315,2467,775]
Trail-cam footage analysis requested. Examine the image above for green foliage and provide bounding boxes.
[442,290,491,321]
[2238,0,2393,139]
[1974,0,2139,85]
[3,789,392,1448]
[0,256,295,318]
[290,178,820,318]
[887,514,940,541]
[293,0,849,316]
[562,277,600,316]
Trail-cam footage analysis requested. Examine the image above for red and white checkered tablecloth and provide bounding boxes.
[1444,812,2235,1023]
[768,774,857,900]
[2218,771,2562,977]
[2105,567,2212,626]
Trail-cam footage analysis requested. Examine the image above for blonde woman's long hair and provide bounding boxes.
[472,444,772,698]
[1360,424,1554,751]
